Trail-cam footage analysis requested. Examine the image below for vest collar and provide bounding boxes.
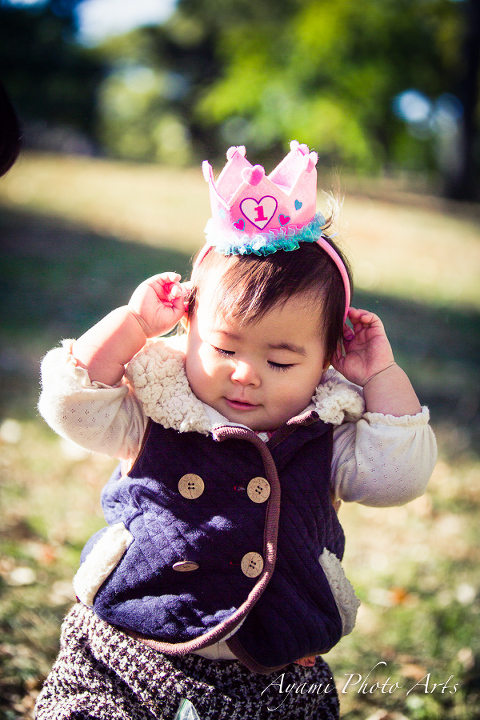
[126,335,364,435]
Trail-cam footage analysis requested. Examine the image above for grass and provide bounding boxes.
[0,152,479,719]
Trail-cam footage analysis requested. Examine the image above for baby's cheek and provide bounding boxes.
[279,383,304,410]
[187,349,221,398]
[197,347,223,378]
[185,350,204,394]
[288,377,317,408]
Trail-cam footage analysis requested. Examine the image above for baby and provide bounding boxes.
[36,143,437,720]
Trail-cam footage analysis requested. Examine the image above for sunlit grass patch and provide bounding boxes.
[341,194,480,310]
[0,420,115,716]
[0,152,208,251]
[1,152,480,309]
[329,453,480,718]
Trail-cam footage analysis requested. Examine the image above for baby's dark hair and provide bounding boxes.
[188,235,352,365]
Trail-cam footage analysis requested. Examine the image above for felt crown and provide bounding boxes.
[202,140,323,256]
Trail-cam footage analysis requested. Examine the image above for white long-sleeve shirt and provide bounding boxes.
[39,340,437,509]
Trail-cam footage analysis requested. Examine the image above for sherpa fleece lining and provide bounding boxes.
[125,335,365,434]
[74,523,134,607]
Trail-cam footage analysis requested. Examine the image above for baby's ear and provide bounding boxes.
[322,349,334,373]
[180,300,193,332]
[182,282,195,331]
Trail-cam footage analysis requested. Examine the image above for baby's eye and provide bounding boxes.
[213,346,235,356]
[268,361,294,371]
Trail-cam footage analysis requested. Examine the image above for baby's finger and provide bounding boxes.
[142,272,181,287]
[349,307,372,322]
[155,275,184,301]
[160,271,182,284]
[349,307,382,331]
[169,283,182,298]
[164,285,186,311]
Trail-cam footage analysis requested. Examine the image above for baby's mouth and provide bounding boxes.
[225,398,260,411]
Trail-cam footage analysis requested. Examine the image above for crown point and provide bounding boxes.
[226,145,246,160]
[202,160,213,183]
[242,164,265,186]
[305,152,318,172]
[290,140,310,155]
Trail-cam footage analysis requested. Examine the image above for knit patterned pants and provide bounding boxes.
[35,603,340,719]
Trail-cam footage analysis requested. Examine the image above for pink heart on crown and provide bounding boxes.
[240,196,278,230]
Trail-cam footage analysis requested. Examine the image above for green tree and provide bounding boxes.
[2,0,477,197]
[445,0,480,199]
[0,0,103,149]
[90,17,219,164]
[185,0,464,173]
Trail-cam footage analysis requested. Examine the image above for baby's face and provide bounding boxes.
[185,286,328,432]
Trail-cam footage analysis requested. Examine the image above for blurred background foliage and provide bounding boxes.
[0,0,479,198]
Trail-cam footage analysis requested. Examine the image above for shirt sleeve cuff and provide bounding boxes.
[362,405,430,427]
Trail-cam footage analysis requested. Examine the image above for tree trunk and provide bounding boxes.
[444,0,480,200]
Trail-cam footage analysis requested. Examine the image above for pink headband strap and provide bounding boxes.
[315,236,351,323]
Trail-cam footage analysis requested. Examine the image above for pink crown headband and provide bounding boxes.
[197,141,351,322]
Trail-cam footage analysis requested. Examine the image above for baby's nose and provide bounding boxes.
[231,361,260,386]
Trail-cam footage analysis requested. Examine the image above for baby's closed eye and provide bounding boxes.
[212,346,235,356]
[267,361,295,371]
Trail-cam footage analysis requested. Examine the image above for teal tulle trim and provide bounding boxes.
[204,213,326,257]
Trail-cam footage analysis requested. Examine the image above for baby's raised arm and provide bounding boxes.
[331,307,435,506]
[73,273,188,386]
[333,307,421,417]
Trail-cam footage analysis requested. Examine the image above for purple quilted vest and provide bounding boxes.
[83,411,345,673]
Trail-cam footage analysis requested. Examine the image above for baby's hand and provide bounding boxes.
[128,273,188,338]
[332,307,395,387]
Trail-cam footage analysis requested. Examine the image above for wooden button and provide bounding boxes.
[173,560,199,572]
[241,552,264,578]
[247,477,271,503]
[178,474,204,499]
